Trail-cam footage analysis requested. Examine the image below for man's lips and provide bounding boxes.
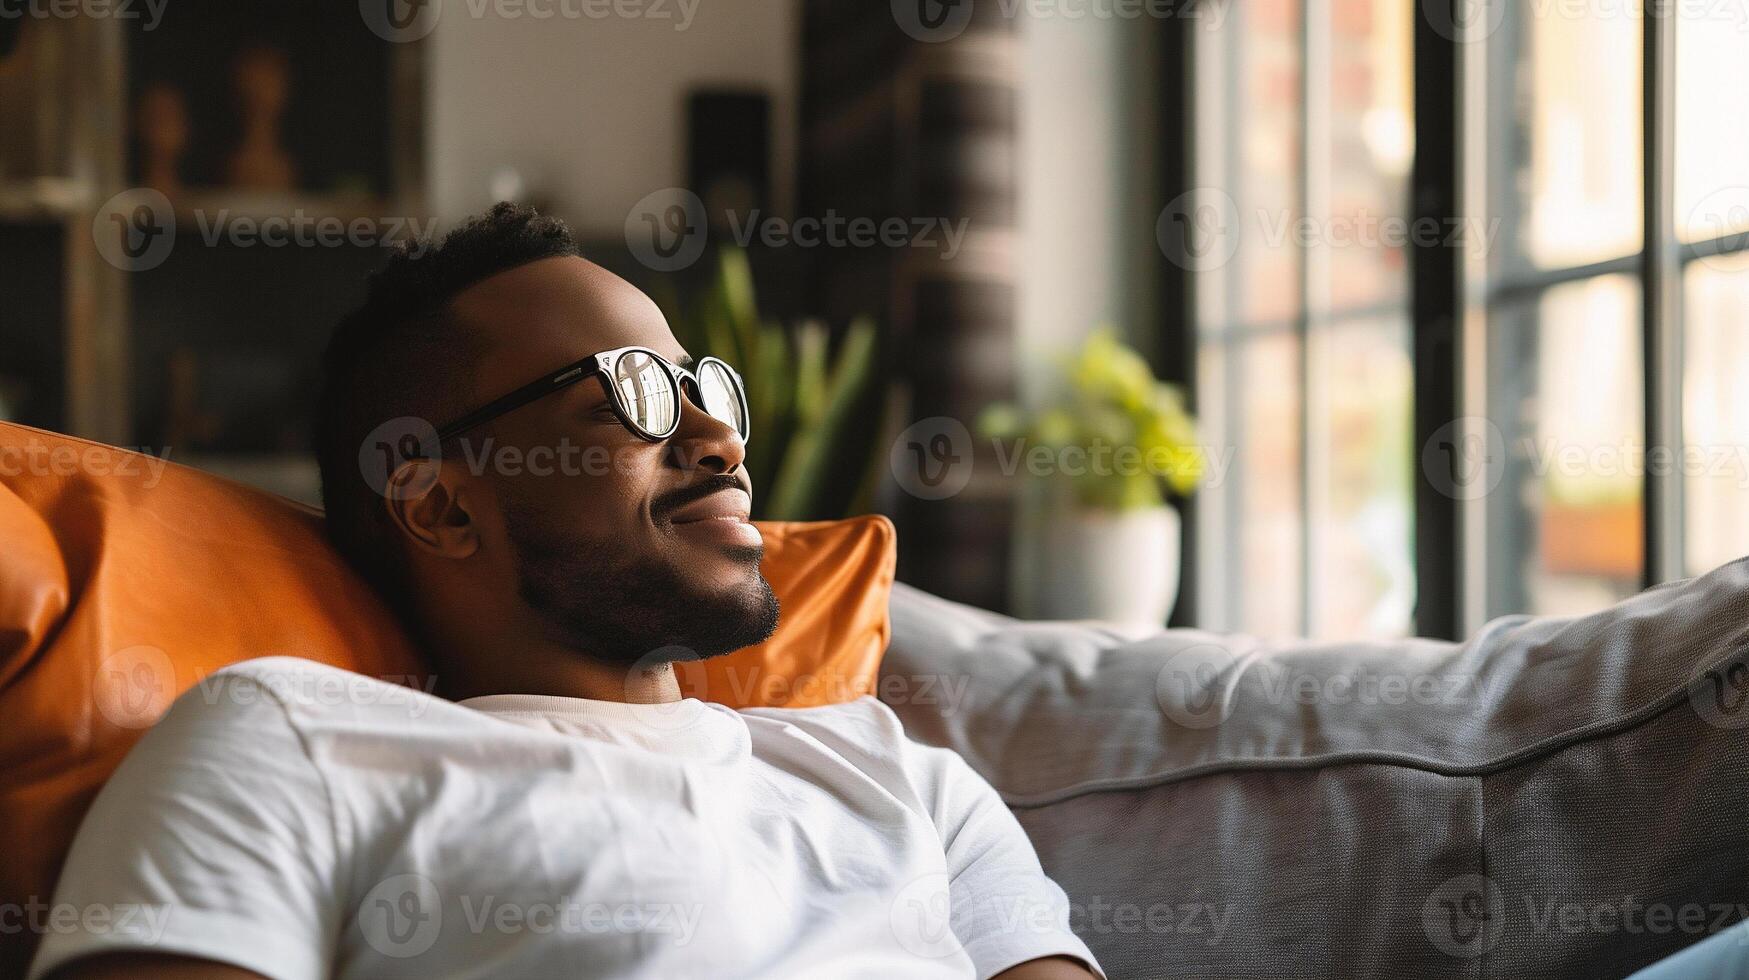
[667,487,762,549]
[667,487,753,525]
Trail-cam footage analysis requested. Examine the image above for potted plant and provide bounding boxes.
[979,329,1205,626]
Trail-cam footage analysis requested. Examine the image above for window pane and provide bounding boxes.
[1326,0,1413,311]
[1237,332,1304,635]
[1202,0,1302,329]
[1196,0,1414,639]
[1684,254,1749,575]
[1196,331,1303,637]
[1486,275,1644,618]
[1675,5,1749,245]
[1499,5,1642,270]
[1308,315,1413,638]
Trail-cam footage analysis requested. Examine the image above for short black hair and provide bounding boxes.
[314,202,580,608]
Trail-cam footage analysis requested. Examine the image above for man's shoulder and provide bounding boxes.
[204,655,428,696]
[740,696,917,765]
[156,656,444,736]
[740,694,903,731]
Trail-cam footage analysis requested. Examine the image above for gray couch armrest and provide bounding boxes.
[881,563,1749,979]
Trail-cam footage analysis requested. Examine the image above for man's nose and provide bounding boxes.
[667,397,746,475]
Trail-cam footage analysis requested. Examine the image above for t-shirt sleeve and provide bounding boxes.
[899,729,1105,980]
[27,670,343,980]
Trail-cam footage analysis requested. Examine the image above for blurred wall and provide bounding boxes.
[426,0,798,234]
[1016,12,1160,396]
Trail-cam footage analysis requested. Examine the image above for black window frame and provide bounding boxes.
[1154,0,1749,639]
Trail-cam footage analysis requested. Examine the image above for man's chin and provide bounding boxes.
[508,514,779,666]
[666,532,764,597]
[662,569,781,662]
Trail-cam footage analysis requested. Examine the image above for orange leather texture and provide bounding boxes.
[0,420,896,976]
[676,516,896,708]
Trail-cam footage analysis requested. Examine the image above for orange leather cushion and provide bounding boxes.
[0,420,895,976]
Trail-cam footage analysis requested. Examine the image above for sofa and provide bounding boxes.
[880,574,1749,978]
[4,418,1747,979]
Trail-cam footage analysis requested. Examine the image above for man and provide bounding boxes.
[30,204,1103,980]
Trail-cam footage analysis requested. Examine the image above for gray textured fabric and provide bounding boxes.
[881,560,1749,979]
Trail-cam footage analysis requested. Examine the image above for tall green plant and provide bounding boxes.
[665,248,887,521]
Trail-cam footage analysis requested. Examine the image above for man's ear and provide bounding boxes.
[383,459,481,559]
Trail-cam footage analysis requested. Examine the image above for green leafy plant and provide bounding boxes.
[979,328,1205,511]
[663,248,887,521]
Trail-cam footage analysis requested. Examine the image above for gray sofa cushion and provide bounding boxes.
[881,560,1749,979]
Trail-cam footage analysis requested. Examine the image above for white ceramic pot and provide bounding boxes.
[1011,489,1182,628]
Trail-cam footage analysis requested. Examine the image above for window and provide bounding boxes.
[1180,0,1749,639]
[1193,0,1415,639]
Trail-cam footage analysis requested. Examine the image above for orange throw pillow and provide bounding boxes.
[0,421,895,976]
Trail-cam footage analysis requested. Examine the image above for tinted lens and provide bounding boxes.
[612,350,678,437]
[697,359,747,437]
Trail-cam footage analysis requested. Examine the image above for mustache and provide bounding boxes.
[653,473,750,524]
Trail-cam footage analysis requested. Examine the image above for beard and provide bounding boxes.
[501,500,780,669]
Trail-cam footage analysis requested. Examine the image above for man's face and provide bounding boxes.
[437,256,778,665]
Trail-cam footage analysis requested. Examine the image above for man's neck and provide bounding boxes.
[429,635,683,705]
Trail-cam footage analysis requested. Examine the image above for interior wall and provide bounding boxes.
[426,0,798,236]
[1016,12,1161,396]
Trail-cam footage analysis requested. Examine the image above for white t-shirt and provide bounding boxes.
[29,657,1100,980]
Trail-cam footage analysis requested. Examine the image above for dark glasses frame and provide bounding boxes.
[433,345,750,448]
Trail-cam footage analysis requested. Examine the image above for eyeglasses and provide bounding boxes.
[433,346,750,449]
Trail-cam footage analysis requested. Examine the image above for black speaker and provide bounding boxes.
[687,90,771,236]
